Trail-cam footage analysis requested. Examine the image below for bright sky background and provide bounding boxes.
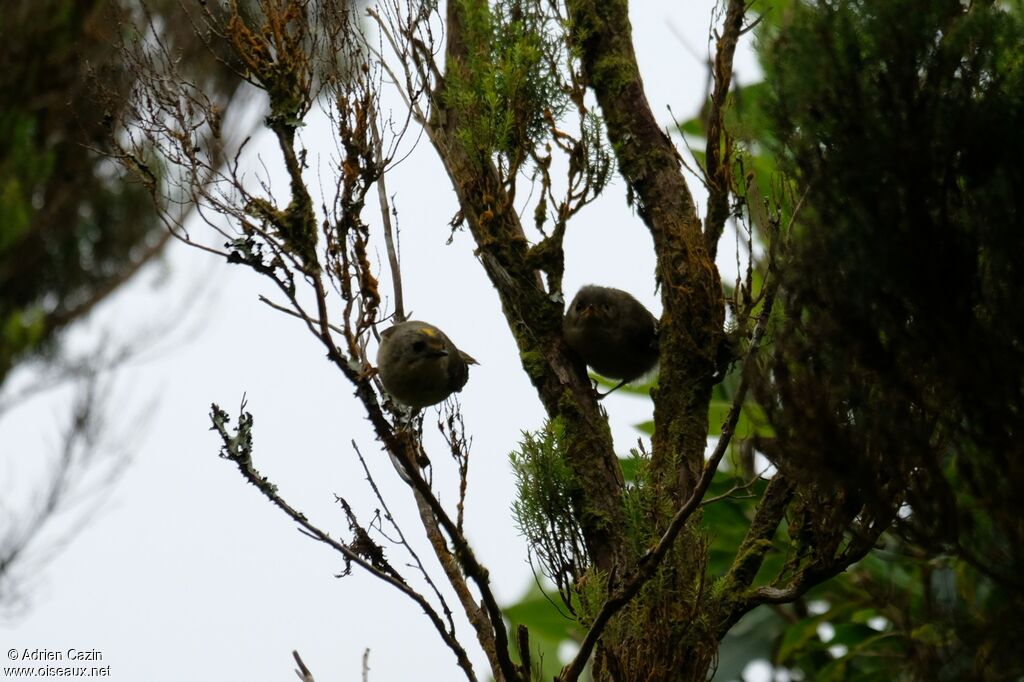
[3,2,762,680]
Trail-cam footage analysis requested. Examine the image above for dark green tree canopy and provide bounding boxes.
[747,1,1024,677]
[765,0,1024,566]
[0,0,246,382]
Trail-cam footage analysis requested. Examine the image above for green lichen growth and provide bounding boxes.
[589,52,636,95]
[518,349,547,382]
[715,538,775,599]
[245,196,318,271]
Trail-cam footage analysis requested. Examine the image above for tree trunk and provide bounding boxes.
[431,1,725,679]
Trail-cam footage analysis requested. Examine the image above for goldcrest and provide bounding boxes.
[563,285,659,385]
[376,320,477,408]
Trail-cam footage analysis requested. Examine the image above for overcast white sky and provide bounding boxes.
[3,2,762,680]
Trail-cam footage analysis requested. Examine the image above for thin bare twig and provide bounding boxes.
[258,295,346,335]
[370,111,405,323]
[411,488,502,679]
[351,441,457,635]
[292,650,315,682]
[391,434,515,681]
[211,405,477,682]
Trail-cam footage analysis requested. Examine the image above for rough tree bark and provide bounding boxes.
[427,1,726,679]
[429,2,631,580]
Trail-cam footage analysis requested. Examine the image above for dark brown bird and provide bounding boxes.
[563,285,659,394]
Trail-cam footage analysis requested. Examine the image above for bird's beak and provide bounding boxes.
[581,304,596,319]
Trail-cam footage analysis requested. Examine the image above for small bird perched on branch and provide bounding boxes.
[563,285,659,396]
[376,320,478,409]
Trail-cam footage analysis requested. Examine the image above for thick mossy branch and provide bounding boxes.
[714,474,795,634]
[726,475,794,589]
[565,0,725,502]
[703,0,746,258]
[433,0,629,579]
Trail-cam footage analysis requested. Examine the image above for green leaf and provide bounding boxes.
[817,656,849,682]
[677,116,705,137]
[633,420,654,435]
[707,399,776,438]
[503,585,580,680]
[503,586,579,644]
[829,623,878,648]
[713,606,785,681]
[592,373,655,396]
[850,608,880,624]
[776,615,822,664]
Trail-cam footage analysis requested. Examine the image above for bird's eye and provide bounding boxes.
[412,340,426,352]
[576,301,586,312]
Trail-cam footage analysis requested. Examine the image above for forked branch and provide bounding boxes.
[209,403,478,681]
[558,264,780,682]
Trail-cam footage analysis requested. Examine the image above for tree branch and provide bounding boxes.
[704,0,748,257]
[566,0,724,502]
[282,232,516,681]
[351,441,457,635]
[559,242,780,681]
[258,295,346,335]
[426,0,629,580]
[209,405,477,681]
[557,372,743,682]
[393,437,517,682]
[370,111,405,323]
[743,530,880,610]
[716,474,795,635]
[293,650,315,682]
[411,489,503,679]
